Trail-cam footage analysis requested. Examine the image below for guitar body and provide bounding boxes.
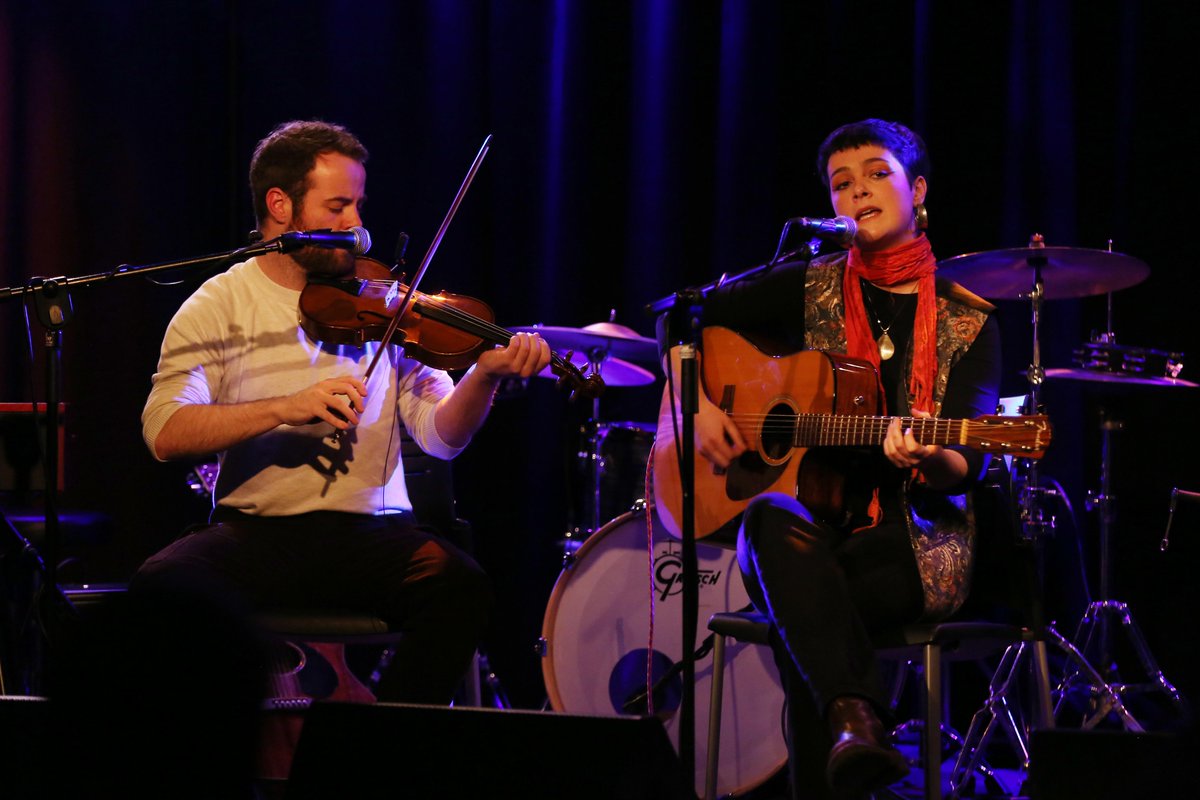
[258,641,378,781]
[653,327,881,541]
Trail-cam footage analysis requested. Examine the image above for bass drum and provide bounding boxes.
[541,507,786,797]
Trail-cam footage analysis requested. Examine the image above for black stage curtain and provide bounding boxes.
[2,0,1196,708]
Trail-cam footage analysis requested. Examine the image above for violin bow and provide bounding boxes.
[363,134,492,381]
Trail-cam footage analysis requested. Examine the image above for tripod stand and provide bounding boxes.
[1056,407,1189,722]
[932,236,1152,795]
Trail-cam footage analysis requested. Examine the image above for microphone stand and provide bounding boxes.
[0,234,295,691]
[643,287,706,785]
[641,228,817,784]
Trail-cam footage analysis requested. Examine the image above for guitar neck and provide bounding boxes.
[794,415,967,448]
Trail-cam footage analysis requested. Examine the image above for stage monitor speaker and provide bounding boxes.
[1027,729,1196,799]
[0,696,51,800]
[285,702,692,800]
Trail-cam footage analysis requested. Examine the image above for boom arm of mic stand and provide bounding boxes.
[0,238,288,303]
[643,257,800,318]
[0,237,286,689]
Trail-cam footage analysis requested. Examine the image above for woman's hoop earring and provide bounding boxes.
[914,203,929,231]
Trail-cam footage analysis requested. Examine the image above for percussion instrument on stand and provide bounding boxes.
[937,237,1150,775]
[517,320,660,553]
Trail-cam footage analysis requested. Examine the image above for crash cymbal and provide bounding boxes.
[536,352,656,387]
[938,246,1150,299]
[513,322,659,363]
[1045,368,1198,389]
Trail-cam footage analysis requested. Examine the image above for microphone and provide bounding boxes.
[787,215,857,246]
[278,226,372,255]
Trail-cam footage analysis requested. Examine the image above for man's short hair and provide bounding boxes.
[815,118,929,187]
[249,120,369,226]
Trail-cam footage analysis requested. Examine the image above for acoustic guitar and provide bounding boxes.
[652,326,1051,540]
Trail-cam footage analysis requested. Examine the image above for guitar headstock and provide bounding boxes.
[966,414,1053,460]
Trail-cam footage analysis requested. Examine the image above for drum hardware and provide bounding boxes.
[519,315,660,554]
[1052,405,1191,722]
[1012,238,1193,720]
[1161,487,1200,552]
[937,236,1153,788]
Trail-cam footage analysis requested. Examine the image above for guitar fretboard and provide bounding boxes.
[787,414,1049,454]
[793,415,965,447]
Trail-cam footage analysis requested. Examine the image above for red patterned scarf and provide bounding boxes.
[844,235,938,414]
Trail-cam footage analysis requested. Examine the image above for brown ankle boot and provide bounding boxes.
[825,696,909,794]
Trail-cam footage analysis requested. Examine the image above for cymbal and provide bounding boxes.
[1045,367,1198,389]
[938,246,1150,299]
[537,352,656,387]
[513,322,659,363]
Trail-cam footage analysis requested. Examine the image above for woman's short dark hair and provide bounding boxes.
[815,118,929,187]
[249,120,369,225]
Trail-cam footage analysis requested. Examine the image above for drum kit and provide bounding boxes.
[525,235,1189,797]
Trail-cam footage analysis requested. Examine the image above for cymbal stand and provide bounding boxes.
[561,347,610,559]
[948,238,1141,793]
[1061,410,1188,720]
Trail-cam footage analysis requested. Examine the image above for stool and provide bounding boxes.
[252,610,482,791]
[704,611,1051,800]
[254,611,483,707]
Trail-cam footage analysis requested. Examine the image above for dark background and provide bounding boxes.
[2,1,1197,713]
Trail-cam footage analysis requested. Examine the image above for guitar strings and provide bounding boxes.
[715,413,1045,448]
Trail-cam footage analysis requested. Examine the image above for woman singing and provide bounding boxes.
[668,118,1001,797]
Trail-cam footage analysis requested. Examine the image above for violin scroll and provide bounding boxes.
[549,352,605,400]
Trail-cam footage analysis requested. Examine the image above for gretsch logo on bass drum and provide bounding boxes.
[653,549,722,601]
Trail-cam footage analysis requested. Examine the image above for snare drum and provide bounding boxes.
[541,508,786,797]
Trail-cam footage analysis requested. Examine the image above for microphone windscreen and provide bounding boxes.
[350,226,372,255]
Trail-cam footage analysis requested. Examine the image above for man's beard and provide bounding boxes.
[291,243,356,279]
[289,220,356,278]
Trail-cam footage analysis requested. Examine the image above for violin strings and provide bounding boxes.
[416,298,578,372]
[350,277,584,380]
[354,277,593,372]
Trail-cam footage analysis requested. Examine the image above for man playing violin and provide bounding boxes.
[135,119,550,704]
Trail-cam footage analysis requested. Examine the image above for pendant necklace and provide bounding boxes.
[861,286,909,361]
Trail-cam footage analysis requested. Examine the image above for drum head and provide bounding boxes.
[542,508,786,797]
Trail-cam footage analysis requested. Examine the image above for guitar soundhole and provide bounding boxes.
[761,402,796,462]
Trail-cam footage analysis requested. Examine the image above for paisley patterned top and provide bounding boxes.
[804,252,995,618]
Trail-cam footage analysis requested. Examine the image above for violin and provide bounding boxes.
[299,256,603,398]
